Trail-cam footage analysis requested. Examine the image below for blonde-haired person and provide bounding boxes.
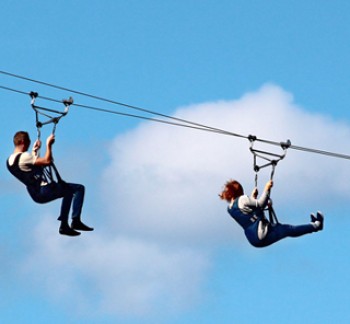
[219,179,323,247]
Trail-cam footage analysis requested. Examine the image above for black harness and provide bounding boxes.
[7,153,43,188]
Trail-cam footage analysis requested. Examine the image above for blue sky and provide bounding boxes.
[1,1,350,323]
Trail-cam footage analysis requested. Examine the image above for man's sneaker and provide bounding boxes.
[71,219,94,231]
[59,224,81,236]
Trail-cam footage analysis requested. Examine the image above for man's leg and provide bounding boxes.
[50,183,81,237]
[32,183,81,236]
[68,183,94,232]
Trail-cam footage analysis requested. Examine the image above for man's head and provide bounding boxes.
[13,131,31,151]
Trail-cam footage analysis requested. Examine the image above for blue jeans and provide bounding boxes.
[27,182,85,222]
[245,222,315,248]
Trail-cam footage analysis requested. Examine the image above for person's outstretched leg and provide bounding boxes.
[262,212,324,246]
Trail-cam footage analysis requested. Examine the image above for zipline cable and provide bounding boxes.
[0,70,244,138]
[0,83,246,138]
[1,73,350,161]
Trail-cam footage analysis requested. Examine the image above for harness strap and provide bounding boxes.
[267,200,279,225]
[50,162,63,183]
[249,214,258,223]
[7,153,43,187]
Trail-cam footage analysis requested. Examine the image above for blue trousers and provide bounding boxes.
[27,182,85,222]
[245,222,316,248]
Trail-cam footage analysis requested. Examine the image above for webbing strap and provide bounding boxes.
[41,163,63,184]
[267,200,279,225]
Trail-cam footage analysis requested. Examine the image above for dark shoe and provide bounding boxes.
[71,219,94,231]
[316,211,324,231]
[310,213,317,223]
[59,224,81,236]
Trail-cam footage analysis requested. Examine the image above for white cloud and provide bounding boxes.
[20,84,350,318]
[22,216,209,317]
[101,84,350,239]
